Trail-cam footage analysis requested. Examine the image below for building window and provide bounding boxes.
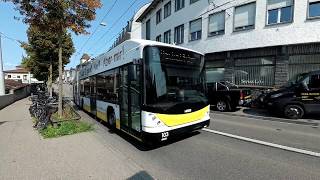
[234,2,256,31]
[208,11,225,36]
[234,57,275,87]
[7,75,11,78]
[23,75,27,80]
[190,0,199,4]
[175,0,185,12]
[156,9,162,24]
[164,30,171,44]
[189,18,202,41]
[308,1,320,19]
[206,60,226,83]
[156,35,162,42]
[17,75,21,79]
[164,1,171,19]
[146,19,151,40]
[174,24,184,44]
[267,0,293,25]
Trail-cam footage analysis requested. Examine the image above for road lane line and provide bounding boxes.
[202,128,320,158]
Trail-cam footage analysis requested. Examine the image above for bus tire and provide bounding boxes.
[107,109,116,128]
[81,99,84,110]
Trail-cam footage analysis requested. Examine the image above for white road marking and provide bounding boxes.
[202,128,320,158]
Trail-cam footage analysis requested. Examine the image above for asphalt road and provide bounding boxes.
[79,110,320,180]
[210,113,320,152]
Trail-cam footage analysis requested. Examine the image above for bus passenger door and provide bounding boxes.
[119,64,141,133]
[128,64,141,132]
[90,76,97,116]
[120,67,129,127]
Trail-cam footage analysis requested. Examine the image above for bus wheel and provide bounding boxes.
[108,111,116,128]
[284,104,304,119]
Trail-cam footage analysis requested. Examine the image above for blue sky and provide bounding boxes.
[0,0,151,70]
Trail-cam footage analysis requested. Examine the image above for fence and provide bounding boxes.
[0,85,31,110]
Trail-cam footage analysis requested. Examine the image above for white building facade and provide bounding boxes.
[137,0,320,87]
[4,67,42,84]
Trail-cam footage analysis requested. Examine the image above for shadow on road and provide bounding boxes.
[111,127,201,151]
[242,108,320,121]
[127,171,154,180]
[0,121,7,126]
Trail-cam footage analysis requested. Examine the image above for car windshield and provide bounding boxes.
[283,73,308,88]
[144,46,207,114]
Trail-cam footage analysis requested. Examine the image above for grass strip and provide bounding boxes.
[40,120,93,138]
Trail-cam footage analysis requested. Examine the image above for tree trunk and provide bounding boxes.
[58,45,63,117]
[48,63,53,97]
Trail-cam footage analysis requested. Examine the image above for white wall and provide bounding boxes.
[0,85,30,110]
[5,73,31,84]
[140,0,320,54]
[131,3,151,39]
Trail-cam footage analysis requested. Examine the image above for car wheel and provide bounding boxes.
[216,100,229,112]
[284,104,304,119]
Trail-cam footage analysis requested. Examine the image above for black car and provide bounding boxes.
[263,70,320,119]
[207,81,243,112]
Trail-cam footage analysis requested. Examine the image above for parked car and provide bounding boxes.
[262,70,320,119]
[207,81,244,112]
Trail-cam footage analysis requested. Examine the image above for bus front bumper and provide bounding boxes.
[142,119,210,143]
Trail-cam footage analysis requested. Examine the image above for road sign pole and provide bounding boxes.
[0,34,6,95]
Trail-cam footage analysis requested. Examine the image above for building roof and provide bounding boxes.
[5,79,28,90]
[136,0,161,22]
[4,68,30,74]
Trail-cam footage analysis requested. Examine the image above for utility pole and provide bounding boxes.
[0,34,6,95]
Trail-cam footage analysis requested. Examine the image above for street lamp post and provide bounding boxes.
[0,34,6,95]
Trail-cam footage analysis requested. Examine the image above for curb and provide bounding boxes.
[213,111,319,127]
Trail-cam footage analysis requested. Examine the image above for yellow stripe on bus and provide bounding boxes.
[97,111,107,121]
[156,105,209,127]
[83,105,91,113]
[116,119,120,129]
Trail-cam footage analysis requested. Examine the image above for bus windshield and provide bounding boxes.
[144,46,208,114]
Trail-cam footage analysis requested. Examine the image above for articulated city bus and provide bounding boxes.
[73,39,210,143]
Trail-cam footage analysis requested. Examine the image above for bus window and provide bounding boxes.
[96,69,119,103]
[90,76,96,96]
[80,80,85,96]
[84,78,90,97]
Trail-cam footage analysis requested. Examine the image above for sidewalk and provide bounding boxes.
[0,98,151,180]
[213,107,319,126]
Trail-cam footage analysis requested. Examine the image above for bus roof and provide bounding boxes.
[77,39,203,80]
[128,39,203,54]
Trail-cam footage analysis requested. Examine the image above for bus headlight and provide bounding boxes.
[144,112,165,128]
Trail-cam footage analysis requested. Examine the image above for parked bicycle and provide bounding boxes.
[29,91,58,130]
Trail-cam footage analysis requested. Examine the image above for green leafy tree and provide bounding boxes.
[6,0,102,116]
[22,25,75,96]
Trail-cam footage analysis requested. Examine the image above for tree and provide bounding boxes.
[22,25,75,96]
[6,0,101,116]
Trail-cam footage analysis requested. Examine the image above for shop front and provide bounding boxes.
[205,43,320,89]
